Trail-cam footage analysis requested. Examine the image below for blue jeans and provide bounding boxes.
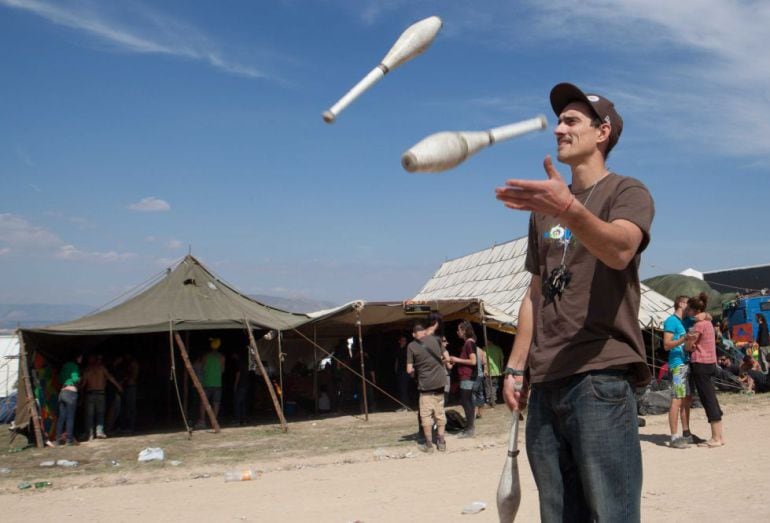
[526,371,642,523]
[56,389,78,443]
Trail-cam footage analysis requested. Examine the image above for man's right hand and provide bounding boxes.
[503,374,529,412]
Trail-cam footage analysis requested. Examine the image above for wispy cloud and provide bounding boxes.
[54,244,137,262]
[128,196,170,212]
[0,0,269,79]
[166,239,183,250]
[0,213,135,262]
[0,213,62,249]
[347,0,770,157]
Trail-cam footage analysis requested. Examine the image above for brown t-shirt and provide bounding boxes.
[525,173,654,386]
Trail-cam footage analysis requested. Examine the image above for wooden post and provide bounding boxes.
[244,321,288,432]
[313,325,318,415]
[17,331,44,448]
[278,331,285,414]
[173,333,220,433]
[356,310,368,421]
[183,331,190,416]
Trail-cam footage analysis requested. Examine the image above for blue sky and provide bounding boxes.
[1,0,768,307]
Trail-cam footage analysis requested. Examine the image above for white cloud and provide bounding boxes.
[166,239,183,250]
[0,213,135,262]
[0,213,62,248]
[128,196,170,212]
[0,0,268,79]
[54,244,137,262]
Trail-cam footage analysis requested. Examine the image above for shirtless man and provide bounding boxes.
[82,354,122,440]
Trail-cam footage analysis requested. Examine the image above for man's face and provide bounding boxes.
[676,299,688,312]
[413,328,426,340]
[554,102,608,164]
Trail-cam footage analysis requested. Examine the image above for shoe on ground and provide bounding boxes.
[436,440,447,452]
[684,433,706,444]
[96,432,107,439]
[458,430,475,439]
[417,443,435,453]
[670,437,689,449]
[193,422,206,430]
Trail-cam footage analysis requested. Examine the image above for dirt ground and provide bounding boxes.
[2,393,769,522]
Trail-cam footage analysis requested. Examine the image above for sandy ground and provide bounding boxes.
[3,395,769,522]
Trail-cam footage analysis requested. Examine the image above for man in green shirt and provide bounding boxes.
[484,340,504,406]
[195,337,225,430]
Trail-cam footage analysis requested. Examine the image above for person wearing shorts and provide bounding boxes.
[407,321,450,452]
[663,296,695,448]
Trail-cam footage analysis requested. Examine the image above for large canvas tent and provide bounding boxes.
[14,255,309,444]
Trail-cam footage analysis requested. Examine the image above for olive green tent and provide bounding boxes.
[14,255,309,444]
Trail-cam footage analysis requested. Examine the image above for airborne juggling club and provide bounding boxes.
[401,115,548,173]
[322,16,443,124]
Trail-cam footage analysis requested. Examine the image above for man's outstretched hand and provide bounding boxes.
[495,155,573,217]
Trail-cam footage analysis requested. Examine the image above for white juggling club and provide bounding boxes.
[496,411,522,522]
[322,16,442,124]
[401,115,548,173]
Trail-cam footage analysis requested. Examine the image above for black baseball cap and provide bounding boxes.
[550,82,623,154]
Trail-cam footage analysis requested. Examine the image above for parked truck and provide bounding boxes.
[722,292,770,342]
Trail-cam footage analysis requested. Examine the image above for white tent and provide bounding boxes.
[1,333,20,398]
[413,236,673,330]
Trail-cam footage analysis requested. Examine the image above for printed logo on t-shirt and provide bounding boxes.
[544,224,572,245]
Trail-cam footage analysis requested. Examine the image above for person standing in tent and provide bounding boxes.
[55,353,83,446]
[394,333,410,410]
[448,320,479,438]
[662,296,699,448]
[82,353,123,440]
[196,337,225,430]
[483,336,504,406]
[496,83,654,521]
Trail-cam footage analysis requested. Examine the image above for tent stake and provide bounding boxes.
[173,333,220,433]
[17,331,44,448]
[244,321,288,433]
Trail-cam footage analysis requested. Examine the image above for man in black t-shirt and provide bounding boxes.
[407,321,450,452]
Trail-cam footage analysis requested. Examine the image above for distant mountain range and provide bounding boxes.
[0,295,337,330]
[0,303,94,330]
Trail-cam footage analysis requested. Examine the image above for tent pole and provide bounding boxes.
[244,322,288,432]
[173,333,220,433]
[649,319,656,381]
[356,309,368,421]
[183,331,190,416]
[313,325,318,415]
[278,331,285,414]
[17,331,44,448]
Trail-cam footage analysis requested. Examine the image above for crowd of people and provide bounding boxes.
[53,351,139,446]
[662,292,770,450]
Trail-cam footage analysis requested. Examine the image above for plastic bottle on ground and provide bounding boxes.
[224,469,258,482]
[34,481,52,489]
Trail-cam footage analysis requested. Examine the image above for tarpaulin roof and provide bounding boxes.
[413,236,673,329]
[21,255,309,336]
